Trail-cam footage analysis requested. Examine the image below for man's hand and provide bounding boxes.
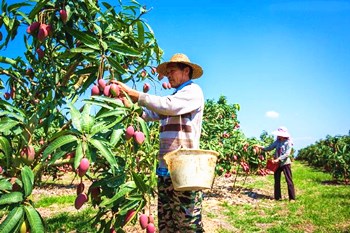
[114,81,140,103]
[272,159,280,163]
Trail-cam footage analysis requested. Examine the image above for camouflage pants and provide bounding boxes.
[158,176,204,233]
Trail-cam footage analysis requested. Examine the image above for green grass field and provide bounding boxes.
[36,161,350,232]
[217,161,350,233]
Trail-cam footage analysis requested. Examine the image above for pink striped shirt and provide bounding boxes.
[138,82,204,169]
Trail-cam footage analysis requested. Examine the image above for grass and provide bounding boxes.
[35,194,76,208]
[217,161,350,233]
[34,161,350,232]
[45,207,97,232]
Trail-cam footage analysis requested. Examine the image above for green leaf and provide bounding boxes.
[118,199,141,215]
[126,194,143,200]
[24,205,45,233]
[0,56,17,65]
[42,135,78,160]
[74,141,84,170]
[88,95,127,108]
[89,138,116,172]
[100,182,135,207]
[64,27,99,50]
[0,136,12,159]
[69,47,96,53]
[69,103,82,132]
[48,151,66,165]
[0,178,12,192]
[0,206,24,233]
[109,43,141,57]
[110,128,124,147]
[89,121,109,135]
[137,20,144,45]
[0,192,23,206]
[95,110,126,119]
[75,65,99,76]
[28,0,50,18]
[132,171,147,193]
[84,100,114,110]
[92,174,126,189]
[106,56,126,75]
[0,110,25,122]
[0,99,26,116]
[81,104,94,133]
[21,166,34,198]
[8,2,30,12]
[0,118,20,133]
[91,115,124,136]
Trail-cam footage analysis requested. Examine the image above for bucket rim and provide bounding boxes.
[163,147,219,160]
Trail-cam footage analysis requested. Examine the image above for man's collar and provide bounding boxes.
[173,80,193,94]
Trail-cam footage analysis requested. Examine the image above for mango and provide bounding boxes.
[124,209,136,224]
[110,83,120,97]
[20,220,28,233]
[143,83,150,93]
[125,126,135,140]
[139,213,148,229]
[4,92,10,100]
[90,186,101,202]
[76,182,85,195]
[60,9,68,23]
[103,85,111,96]
[20,145,35,164]
[26,22,40,34]
[148,214,154,223]
[79,158,90,171]
[37,24,49,42]
[74,193,88,210]
[91,85,100,95]
[146,223,156,233]
[98,79,106,91]
[133,131,145,145]
[36,48,45,59]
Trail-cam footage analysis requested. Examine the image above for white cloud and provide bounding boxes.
[265,111,279,118]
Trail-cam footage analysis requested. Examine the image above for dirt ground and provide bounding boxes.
[32,173,274,232]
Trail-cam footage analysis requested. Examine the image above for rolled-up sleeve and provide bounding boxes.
[138,84,204,116]
[263,141,277,152]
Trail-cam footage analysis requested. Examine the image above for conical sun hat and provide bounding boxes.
[272,126,290,138]
[156,53,203,79]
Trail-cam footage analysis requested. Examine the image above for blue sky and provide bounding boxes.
[1,0,350,152]
[143,0,350,151]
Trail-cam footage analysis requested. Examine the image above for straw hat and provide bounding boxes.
[156,53,203,79]
[272,126,290,138]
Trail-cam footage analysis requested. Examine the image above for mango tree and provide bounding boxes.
[297,134,350,183]
[0,0,162,232]
[200,96,269,188]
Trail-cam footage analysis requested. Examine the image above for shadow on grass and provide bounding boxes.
[320,180,350,186]
[36,182,76,189]
[45,210,96,232]
[204,185,274,200]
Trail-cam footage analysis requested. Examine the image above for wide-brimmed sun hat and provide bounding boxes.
[156,53,203,79]
[272,126,290,138]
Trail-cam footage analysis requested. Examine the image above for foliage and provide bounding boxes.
[296,134,350,183]
[0,0,303,231]
[201,95,274,183]
[0,0,162,232]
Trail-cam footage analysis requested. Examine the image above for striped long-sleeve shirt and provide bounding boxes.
[138,82,204,169]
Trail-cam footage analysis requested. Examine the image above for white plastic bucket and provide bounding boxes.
[163,148,219,191]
